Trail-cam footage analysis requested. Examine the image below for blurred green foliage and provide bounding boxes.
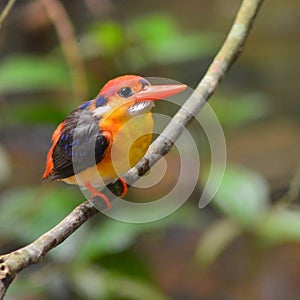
[210,92,271,129]
[83,13,219,71]
[0,55,71,93]
[196,164,300,266]
[0,1,299,299]
[212,164,269,227]
[129,14,219,64]
[89,21,125,55]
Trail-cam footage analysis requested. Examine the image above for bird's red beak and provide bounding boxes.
[135,84,187,102]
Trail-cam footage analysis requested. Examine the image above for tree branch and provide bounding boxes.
[0,0,264,298]
[41,0,88,101]
[0,0,15,29]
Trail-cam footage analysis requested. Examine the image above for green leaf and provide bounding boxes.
[257,208,300,246]
[75,220,141,261]
[212,164,270,228]
[210,92,270,129]
[0,187,82,243]
[6,101,68,124]
[131,14,179,44]
[194,219,241,267]
[88,21,125,54]
[130,14,219,64]
[0,55,71,92]
[149,33,219,64]
[72,266,169,300]
[75,206,199,262]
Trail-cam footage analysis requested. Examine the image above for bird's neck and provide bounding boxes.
[100,110,153,138]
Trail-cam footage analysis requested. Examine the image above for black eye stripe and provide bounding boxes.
[118,87,133,98]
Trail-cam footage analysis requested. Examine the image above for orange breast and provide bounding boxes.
[97,111,153,183]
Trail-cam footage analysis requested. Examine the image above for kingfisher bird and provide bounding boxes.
[42,75,186,208]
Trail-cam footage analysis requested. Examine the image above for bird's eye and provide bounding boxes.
[118,87,133,98]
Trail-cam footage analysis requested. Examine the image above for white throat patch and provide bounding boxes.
[128,101,153,116]
[92,105,111,117]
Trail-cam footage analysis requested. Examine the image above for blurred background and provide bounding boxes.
[0,0,300,299]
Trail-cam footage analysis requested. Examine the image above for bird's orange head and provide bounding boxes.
[88,75,187,120]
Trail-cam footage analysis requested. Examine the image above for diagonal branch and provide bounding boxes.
[0,0,264,298]
[41,0,88,101]
[0,0,15,29]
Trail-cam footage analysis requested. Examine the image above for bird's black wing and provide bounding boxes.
[51,108,110,180]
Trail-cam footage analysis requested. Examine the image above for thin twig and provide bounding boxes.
[0,0,15,29]
[0,0,264,298]
[41,0,88,101]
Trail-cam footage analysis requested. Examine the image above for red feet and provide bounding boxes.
[84,178,128,208]
[118,177,128,198]
[84,182,111,208]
